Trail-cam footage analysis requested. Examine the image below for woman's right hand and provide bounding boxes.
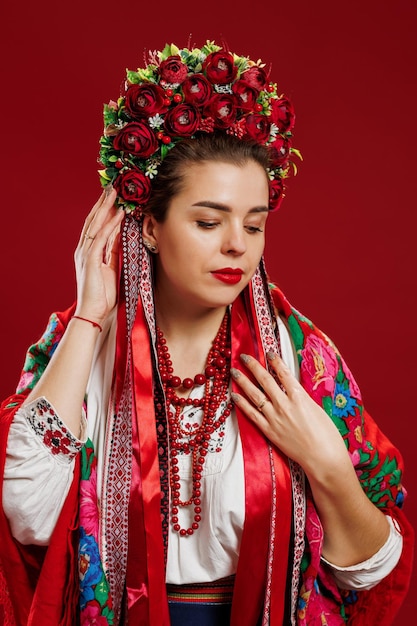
[74,187,124,326]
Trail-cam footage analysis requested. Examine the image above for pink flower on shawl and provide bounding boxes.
[81,601,108,625]
[341,360,362,401]
[80,465,99,542]
[16,371,34,393]
[299,497,345,625]
[348,448,361,466]
[300,335,339,404]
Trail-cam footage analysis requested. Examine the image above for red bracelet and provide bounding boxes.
[72,315,103,333]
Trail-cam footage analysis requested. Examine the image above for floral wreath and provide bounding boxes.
[98,40,301,215]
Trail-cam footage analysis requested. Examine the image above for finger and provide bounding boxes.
[87,206,124,260]
[237,354,287,404]
[230,365,275,413]
[104,223,122,266]
[266,351,303,399]
[231,391,270,430]
[77,187,117,249]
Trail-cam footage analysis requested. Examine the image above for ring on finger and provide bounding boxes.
[257,396,268,411]
[84,233,95,241]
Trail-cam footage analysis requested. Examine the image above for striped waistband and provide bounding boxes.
[166,574,235,605]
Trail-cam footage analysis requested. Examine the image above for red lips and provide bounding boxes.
[211,268,243,285]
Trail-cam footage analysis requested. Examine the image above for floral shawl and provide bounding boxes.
[0,242,413,625]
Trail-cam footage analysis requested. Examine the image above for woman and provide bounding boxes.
[0,41,413,625]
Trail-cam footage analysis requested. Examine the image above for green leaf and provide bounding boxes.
[322,395,333,419]
[290,147,303,161]
[98,169,111,181]
[287,313,305,355]
[126,70,140,84]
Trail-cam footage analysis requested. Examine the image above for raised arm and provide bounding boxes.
[23,188,123,435]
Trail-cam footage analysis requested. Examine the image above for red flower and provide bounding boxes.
[124,83,168,119]
[159,55,188,84]
[43,430,71,455]
[270,96,295,132]
[164,104,200,137]
[244,113,271,143]
[113,122,158,158]
[269,178,285,212]
[202,50,238,84]
[114,168,152,206]
[241,66,268,91]
[182,74,212,106]
[204,94,237,129]
[269,135,291,167]
[232,80,259,111]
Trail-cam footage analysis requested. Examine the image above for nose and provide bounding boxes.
[221,223,247,256]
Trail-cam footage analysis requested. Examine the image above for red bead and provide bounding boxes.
[169,376,181,388]
[194,374,206,385]
[254,103,263,111]
[180,529,187,536]
[183,377,194,389]
[166,88,174,97]
[192,522,199,530]
[163,98,172,107]
[194,506,202,514]
[187,528,194,535]
[205,366,216,377]
[156,131,164,140]
[173,93,182,103]
[174,524,180,532]
[162,135,172,144]
[194,515,201,522]
[172,516,178,523]
[215,357,226,368]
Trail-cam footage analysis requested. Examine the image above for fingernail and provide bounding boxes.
[267,350,277,361]
[240,354,251,364]
[231,392,240,403]
[230,368,241,379]
[104,183,114,197]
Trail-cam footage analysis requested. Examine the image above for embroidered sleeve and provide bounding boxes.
[24,396,87,458]
[2,397,86,545]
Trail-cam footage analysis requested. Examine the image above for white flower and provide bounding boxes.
[148,114,164,129]
[145,161,159,178]
[269,123,279,140]
[214,84,233,94]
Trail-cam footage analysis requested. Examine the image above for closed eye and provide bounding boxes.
[245,225,264,233]
[196,221,219,229]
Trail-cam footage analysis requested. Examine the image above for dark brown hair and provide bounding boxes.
[145,133,271,221]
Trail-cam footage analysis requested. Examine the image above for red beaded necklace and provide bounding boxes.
[156,310,232,536]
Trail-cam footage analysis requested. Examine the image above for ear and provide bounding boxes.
[142,214,159,246]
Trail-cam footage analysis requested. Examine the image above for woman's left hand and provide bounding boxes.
[231,352,349,477]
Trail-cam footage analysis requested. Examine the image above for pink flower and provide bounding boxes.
[16,371,34,393]
[300,335,339,404]
[341,361,362,400]
[81,602,108,625]
[80,466,99,542]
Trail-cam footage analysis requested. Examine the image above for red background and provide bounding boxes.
[1,0,415,621]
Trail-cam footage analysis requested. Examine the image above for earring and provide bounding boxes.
[144,240,158,253]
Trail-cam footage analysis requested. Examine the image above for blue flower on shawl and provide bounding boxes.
[333,382,358,418]
[79,526,103,609]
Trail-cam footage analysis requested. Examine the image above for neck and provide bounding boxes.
[154,292,230,385]
[154,284,228,343]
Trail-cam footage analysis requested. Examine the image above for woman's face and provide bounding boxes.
[143,159,270,314]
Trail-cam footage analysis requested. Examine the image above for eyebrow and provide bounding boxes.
[191,201,269,214]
